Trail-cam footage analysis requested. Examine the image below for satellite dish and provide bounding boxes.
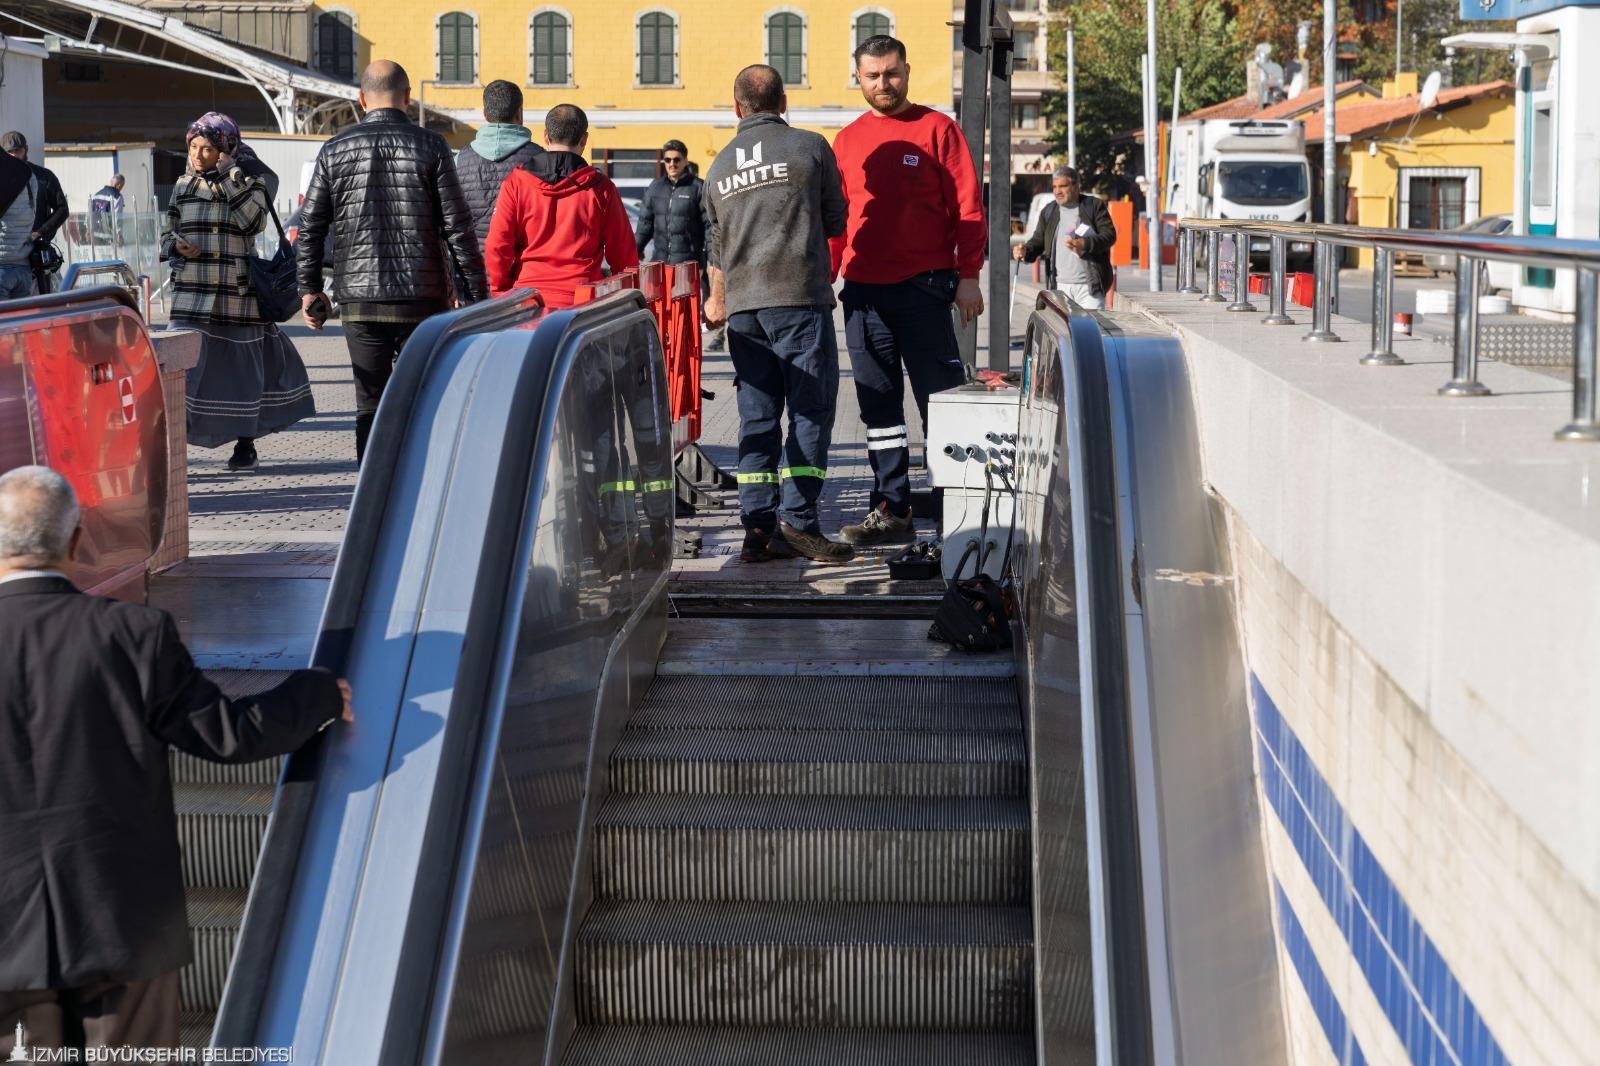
[1419,70,1443,110]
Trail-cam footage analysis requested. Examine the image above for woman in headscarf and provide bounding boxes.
[162,112,313,471]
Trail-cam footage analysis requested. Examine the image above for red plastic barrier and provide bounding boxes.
[1246,272,1315,307]
[664,262,703,450]
[0,290,167,600]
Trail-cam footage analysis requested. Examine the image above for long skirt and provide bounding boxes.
[181,321,317,448]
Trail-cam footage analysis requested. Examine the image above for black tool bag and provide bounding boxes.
[248,198,299,323]
[928,565,1013,653]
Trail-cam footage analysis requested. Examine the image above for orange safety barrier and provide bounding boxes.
[663,261,703,452]
[1246,272,1315,308]
[1108,200,1135,267]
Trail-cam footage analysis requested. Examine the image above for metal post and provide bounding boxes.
[1303,240,1340,341]
[987,10,1014,372]
[1361,247,1404,365]
[1322,0,1336,227]
[1066,22,1076,169]
[1227,233,1257,311]
[1201,230,1226,301]
[138,274,153,322]
[957,0,990,372]
[1178,228,1202,293]
[1440,258,1491,396]
[1555,267,1600,440]
[1262,235,1294,324]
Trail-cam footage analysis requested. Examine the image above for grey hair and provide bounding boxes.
[1053,165,1080,183]
[0,466,80,564]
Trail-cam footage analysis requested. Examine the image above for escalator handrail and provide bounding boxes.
[1026,291,1156,1064]
[0,284,140,318]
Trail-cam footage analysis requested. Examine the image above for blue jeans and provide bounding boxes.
[727,305,839,534]
[842,276,967,512]
[0,263,34,301]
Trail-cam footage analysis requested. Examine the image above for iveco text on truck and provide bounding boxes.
[1167,118,1314,268]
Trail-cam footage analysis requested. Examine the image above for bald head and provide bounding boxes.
[360,60,411,109]
[733,64,785,117]
[0,466,80,569]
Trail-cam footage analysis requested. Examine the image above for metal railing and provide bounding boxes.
[1174,219,1600,442]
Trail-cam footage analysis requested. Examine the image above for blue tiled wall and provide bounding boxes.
[1253,675,1511,1066]
[1277,878,1371,1066]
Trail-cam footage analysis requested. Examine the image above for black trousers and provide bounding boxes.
[344,319,424,462]
[0,970,179,1056]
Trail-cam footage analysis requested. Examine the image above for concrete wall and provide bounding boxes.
[1118,289,1600,1066]
[0,36,47,155]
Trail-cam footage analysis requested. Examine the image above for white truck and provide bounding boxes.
[1167,118,1314,269]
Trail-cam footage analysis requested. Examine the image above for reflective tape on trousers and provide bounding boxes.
[780,466,827,480]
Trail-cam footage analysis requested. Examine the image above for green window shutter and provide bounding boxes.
[767,13,802,86]
[532,12,568,84]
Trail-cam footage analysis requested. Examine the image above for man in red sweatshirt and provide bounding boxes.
[484,103,638,308]
[829,34,986,546]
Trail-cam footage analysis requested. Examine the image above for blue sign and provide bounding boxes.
[1461,0,1600,19]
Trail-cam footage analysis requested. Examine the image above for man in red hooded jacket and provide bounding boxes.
[484,103,639,307]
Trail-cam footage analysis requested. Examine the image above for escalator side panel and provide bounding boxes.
[1107,329,1287,1066]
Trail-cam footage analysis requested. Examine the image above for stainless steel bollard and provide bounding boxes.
[1262,235,1294,325]
[138,274,153,322]
[1361,247,1404,366]
[1439,258,1491,396]
[1302,240,1340,342]
[1555,267,1600,440]
[1201,231,1226,302]
[1178,228,1202,293]
[1227,232,1257,311]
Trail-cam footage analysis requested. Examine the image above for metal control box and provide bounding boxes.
[926,385,1021,580]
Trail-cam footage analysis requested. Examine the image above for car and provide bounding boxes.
[1014,191,1055,249]
[1423,214,1516,292]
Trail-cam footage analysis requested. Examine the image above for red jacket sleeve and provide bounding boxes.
[484,169,523,296]
[603,185,641,273]
[940,121,986,280]
[828,169,849,282]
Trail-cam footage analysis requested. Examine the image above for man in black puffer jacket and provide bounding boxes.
[455,80,544,248]
[296,60,488,463]
[636,139,719,347]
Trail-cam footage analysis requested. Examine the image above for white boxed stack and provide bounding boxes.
[925,384,1022,581]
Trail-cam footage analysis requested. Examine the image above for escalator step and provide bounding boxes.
[561,1026,1042,1065]
[170,751,282,786]
[175,782,274,888]
[575,900,1033,1030]
[609,728,1025,797]
[633,676,1022,733]
[594,794,1029,903]
[182,886,246,1012]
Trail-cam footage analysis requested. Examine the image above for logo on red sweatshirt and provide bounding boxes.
[902,154,920,167]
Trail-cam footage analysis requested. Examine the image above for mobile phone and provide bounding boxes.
[306,293,332,327]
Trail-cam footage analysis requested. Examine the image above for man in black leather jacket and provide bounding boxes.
[296,60,488,463]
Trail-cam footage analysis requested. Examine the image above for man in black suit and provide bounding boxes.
[0,466,352,1057]
[1014,164,1117,309]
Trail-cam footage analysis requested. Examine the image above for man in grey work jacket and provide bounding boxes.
[703,64,853,565]
[1015,164,1116,309]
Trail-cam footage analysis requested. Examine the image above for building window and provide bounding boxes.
[437,11,476,85]
[315,11,356,81]
[62,61,105,82]
[530,8,571,85]
[854,8,891,45]
[1398,167,1480,230]
[1013,28,1036,71]
[637,10,677,86]
[767,11,805,87]
[1013,102,1040,129]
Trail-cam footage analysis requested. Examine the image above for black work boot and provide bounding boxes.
[227,437,258,472]
[740,528,797,563]
[839,502,914,545]
[777,522,856,564]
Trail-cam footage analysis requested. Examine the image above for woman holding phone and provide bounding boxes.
[162,112,315,471]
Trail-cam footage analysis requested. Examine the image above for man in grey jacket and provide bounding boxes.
[703,64,852,564]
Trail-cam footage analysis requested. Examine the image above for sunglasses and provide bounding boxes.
[663,155,686,164]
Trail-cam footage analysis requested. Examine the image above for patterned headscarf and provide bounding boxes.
[184,112,241,155]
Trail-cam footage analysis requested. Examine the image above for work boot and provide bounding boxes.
[839,502,914,546]
[226,438,257,472]
[777,522,856,564]
[740,528,797,563]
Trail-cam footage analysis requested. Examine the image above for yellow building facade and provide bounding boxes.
[310,0,953,167]
[1315,75,1515,269]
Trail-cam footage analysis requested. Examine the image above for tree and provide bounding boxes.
[1043,0,1247,190]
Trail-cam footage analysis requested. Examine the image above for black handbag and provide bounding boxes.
[248,198,299,323]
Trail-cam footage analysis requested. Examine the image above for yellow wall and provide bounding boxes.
[1347,94,1515,268]
[319,0,953,164]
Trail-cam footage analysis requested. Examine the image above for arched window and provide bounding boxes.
[636,10,677,86]
[437,11,476,85]
[315,11,356,80]
[766,11,805,87]
[530,9,571,85]
[853,9,891,47]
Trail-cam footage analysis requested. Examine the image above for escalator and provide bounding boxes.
[162,288,1284,1064]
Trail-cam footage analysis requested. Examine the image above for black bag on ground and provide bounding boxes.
[248,198,298,323]
[928,541,1013,653]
